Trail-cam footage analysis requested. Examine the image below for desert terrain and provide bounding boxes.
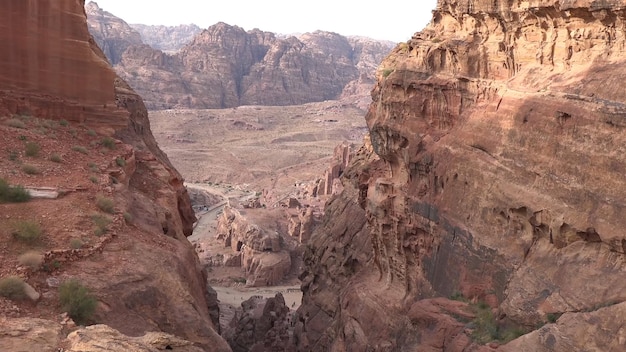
[149,100,367,312]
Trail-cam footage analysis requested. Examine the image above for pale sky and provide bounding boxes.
[90,0,438,43]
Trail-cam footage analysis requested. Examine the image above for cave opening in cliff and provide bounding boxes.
[236,241,243,251]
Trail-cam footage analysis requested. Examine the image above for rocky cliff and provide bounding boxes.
[85,1,143,65]
[0,1,229,351]
[85,7,394,110]
[295,0,626,350]
[131,23,202,53]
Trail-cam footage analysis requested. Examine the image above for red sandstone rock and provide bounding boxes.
[295,0,626,350]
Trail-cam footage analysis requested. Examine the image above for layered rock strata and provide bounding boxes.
[295,0,626,350]
[0,1,228,350]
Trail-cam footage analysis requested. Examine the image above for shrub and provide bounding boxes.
[72,145,88,154]
[123,212,132,224]
[382,68,394,77]
[100,137,116,150]
[0,276,26,300]
[59,119,69,127]
[89,176,98,184]
[0,179,31,203]
[95,196,115,214]
[25,142,40,157]
[8,151,18,161]
[91,213,112,236]
[12,220,42,243]
[49,153,62,163]
[22,164,40,175]
[59,279,97,325]
[70,238,84,249]
[88,162,98,172]
[6,118,26,129]
[18,251,43,271]
[87,129,97,136]
[115,157,126,167]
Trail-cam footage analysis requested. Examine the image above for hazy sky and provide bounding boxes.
[91,0,438,42]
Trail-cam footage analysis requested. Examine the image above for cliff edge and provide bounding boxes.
[295,1,626,350]
[0,1,229,351]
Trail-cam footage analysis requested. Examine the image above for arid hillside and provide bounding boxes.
[0,1,230,350]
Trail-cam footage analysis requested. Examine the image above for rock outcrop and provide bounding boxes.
[224,293,292,352]
[0,1,229,351]
[215,207,294,287]
[86,8,395,110]
[295,0,626,350]
[131,23,202,53]
[85,1,143,64]
[0,317,206,352]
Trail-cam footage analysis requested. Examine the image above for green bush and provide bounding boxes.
[25,142,40,157]
[0,276,26,300]
[0,179,31,203]
[59,119,69,127]
[89,176,98,184]
[382,68,394,77]
[49,153,62,163]
[87,130,97,137]
[22,164,40,175]
[115,157,126,167]
[91,213,112,236]
[72,145,88,155]
[95,196,115,214]
[123,212,132,224]
[59,279,97,325]
[101,137,116,150]
[6,118,26,129]
[70,238,84,249]
[12,220,42,243]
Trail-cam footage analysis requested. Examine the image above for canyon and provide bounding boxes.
[3,0,626,351]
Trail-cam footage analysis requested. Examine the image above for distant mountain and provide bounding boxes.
[130,24,202,53]
[85,2,143,64]
[85,2,395,110]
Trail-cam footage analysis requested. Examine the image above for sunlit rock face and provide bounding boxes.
[294,0,626,350]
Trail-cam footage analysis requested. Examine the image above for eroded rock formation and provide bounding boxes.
[131,23,202,53]
[295,0,626,350]
[0,1,229,350]
[216,206,295,287]
[86,8,395,109]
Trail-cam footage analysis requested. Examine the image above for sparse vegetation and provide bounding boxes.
[88,162,99,172]
[49,153,62,163]
[91,213,112,236]
[95,196,115,214]
[468,300,527,344]
[70,238,84,249]
[25,142,40,157]
[72,145,88,154]
[123,212,132,224]
[0,276,27,300]
[89,176,99,184]
[6,118,26,129]
[8,150,18,161]
[12,220,42,243]
[546,312,561,323]
[101,137,116,150]
[22,164,40,175]
[59,119,69,127]
[59,279,97,325]
[115,157,126,167]
[382,68,394,77]
[0,179,31,203]
[18,251,44,271]
[87,129,97,137]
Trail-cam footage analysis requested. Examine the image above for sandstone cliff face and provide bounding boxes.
[296,0,626,350]
[0,1,229,350]
[131,23,202,53]
[85,1,143,64]
[86,9,395,109]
